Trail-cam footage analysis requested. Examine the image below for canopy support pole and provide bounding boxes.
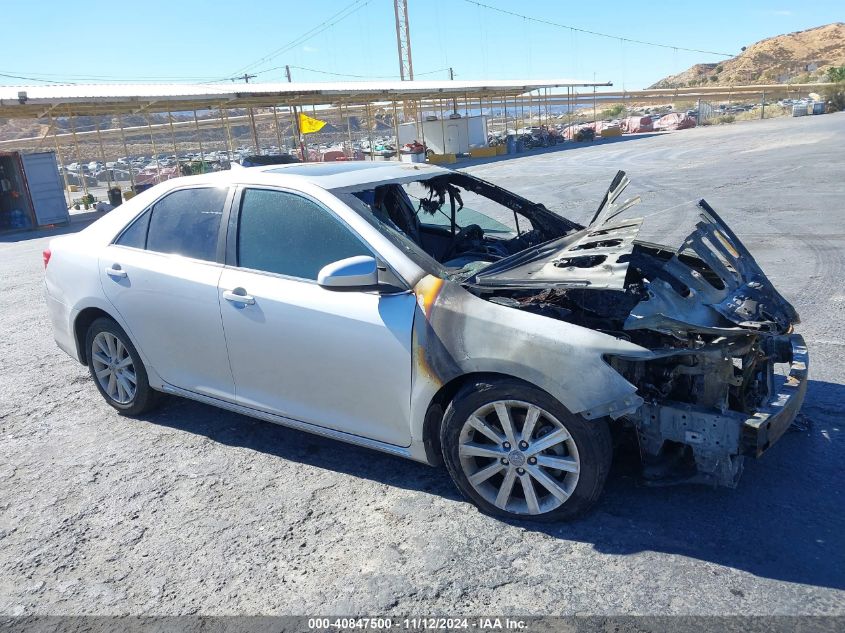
[94,122,113,190]
[117,114,135,190]
[144,114,161,182]
[345,102,354,158]
[192,110,205,169]
[392,100,401,161]
[167,110,179,172]
[221,106,235,161]
[365,103,375,162]
[49,114,71,205]
[272,106,284,154]
[67,113,88,199]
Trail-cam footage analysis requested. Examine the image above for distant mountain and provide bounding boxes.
[649,22,845,89]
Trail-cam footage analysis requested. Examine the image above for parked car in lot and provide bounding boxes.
[43,163,808,520]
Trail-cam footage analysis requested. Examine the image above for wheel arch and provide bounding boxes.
[74,307,118,365]
[421,371,547,465]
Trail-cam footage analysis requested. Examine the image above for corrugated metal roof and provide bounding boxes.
[0,79,611,118]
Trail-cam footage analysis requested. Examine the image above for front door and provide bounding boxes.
[445,124,460,154]
[218,187,416,446]
[100,186,234,400]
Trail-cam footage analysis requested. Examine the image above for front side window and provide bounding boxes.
[237,188,371,280]
[144,187,227,261]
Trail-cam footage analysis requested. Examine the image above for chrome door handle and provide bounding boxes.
[105,266,127,278]
[222,289,255,305]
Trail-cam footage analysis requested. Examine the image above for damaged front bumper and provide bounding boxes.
[633,334,809,487]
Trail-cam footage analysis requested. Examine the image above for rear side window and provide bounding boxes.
[115,209,151,249]
[144,187,227,261]
[237,188,370,280]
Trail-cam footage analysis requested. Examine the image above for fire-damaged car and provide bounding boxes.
[45,162,807,521]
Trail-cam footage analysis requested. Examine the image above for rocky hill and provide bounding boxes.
[649,22,845,88]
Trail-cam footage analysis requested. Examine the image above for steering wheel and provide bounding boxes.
[442,224,483,262]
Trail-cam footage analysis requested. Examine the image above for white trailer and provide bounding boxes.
[398,115,488,154]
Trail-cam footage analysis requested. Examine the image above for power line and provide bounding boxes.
[227,0,373,78]
[0,72,76,84]
[462,0,734,57]
[0,70,247,83]
[281,65,451,80]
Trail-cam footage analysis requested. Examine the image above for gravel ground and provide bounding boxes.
[0,113,843,616]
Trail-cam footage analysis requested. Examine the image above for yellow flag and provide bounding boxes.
[299,112,326,134]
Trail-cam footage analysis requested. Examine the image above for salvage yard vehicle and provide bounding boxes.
[43,162,808,521]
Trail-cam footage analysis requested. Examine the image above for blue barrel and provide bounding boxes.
[506,134,516,154]
[515,138,524,153]
[812,102,825,115]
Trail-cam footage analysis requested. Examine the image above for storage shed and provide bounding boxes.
[397,114,488,155]
[0,151,68,232]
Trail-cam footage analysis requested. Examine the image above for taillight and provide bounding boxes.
[42,249,51,269]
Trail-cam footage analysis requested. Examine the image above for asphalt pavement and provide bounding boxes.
[0,113,843,616]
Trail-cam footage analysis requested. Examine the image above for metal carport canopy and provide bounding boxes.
[0,79,612,118]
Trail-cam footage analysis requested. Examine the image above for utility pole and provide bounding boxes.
[394,0,417,121]
[234,73,261,156]
[449,67,457,114]
[285,65,308,162]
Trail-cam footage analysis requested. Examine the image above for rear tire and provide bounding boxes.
[440,377,612,521]
[85,317,159,416]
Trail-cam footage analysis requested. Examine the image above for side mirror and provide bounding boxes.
[317,255,379,291]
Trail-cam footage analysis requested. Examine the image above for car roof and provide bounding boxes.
[164,161,452,192]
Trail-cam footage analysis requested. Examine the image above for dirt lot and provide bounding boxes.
[1,113,843,616]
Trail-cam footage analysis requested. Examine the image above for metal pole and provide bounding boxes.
[67,113,88,199]
[167,110,179,171]
[272,106,284,153]
[761,90,765,119]
[49,115,71,206]
[144,113,162,182]
[285,66,307,161]
[439,99,446,156]
[537,90,542,127]
[239,73,261,154]
[94,122,112,189]
[365,103,375,161]
[221,106,235,162]
[449,67,457,114]
[392,100,401,161]
[417,98,427,156]
[116,113,135,190]
[193,110,205,170]
[345,103,354,158]
[593,86,597,123]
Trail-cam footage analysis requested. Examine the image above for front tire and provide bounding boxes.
[440,378,612,521]
[85,317,159,416]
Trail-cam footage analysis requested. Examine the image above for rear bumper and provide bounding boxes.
[44,283,80,363]
[741,334,809,457]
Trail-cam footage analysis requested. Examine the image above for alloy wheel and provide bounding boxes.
[91,331,137,405]
[458,399,580,516]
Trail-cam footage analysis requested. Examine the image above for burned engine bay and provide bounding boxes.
[461,171,806,486]
[348,169,807,487]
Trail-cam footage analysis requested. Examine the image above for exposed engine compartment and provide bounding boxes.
[340,168,806,488]
[462,184,803,487]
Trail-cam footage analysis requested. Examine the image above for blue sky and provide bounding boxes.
[0,0,841,90]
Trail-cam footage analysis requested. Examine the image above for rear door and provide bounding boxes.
[99,185,235,400]
[217,186,416,446]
